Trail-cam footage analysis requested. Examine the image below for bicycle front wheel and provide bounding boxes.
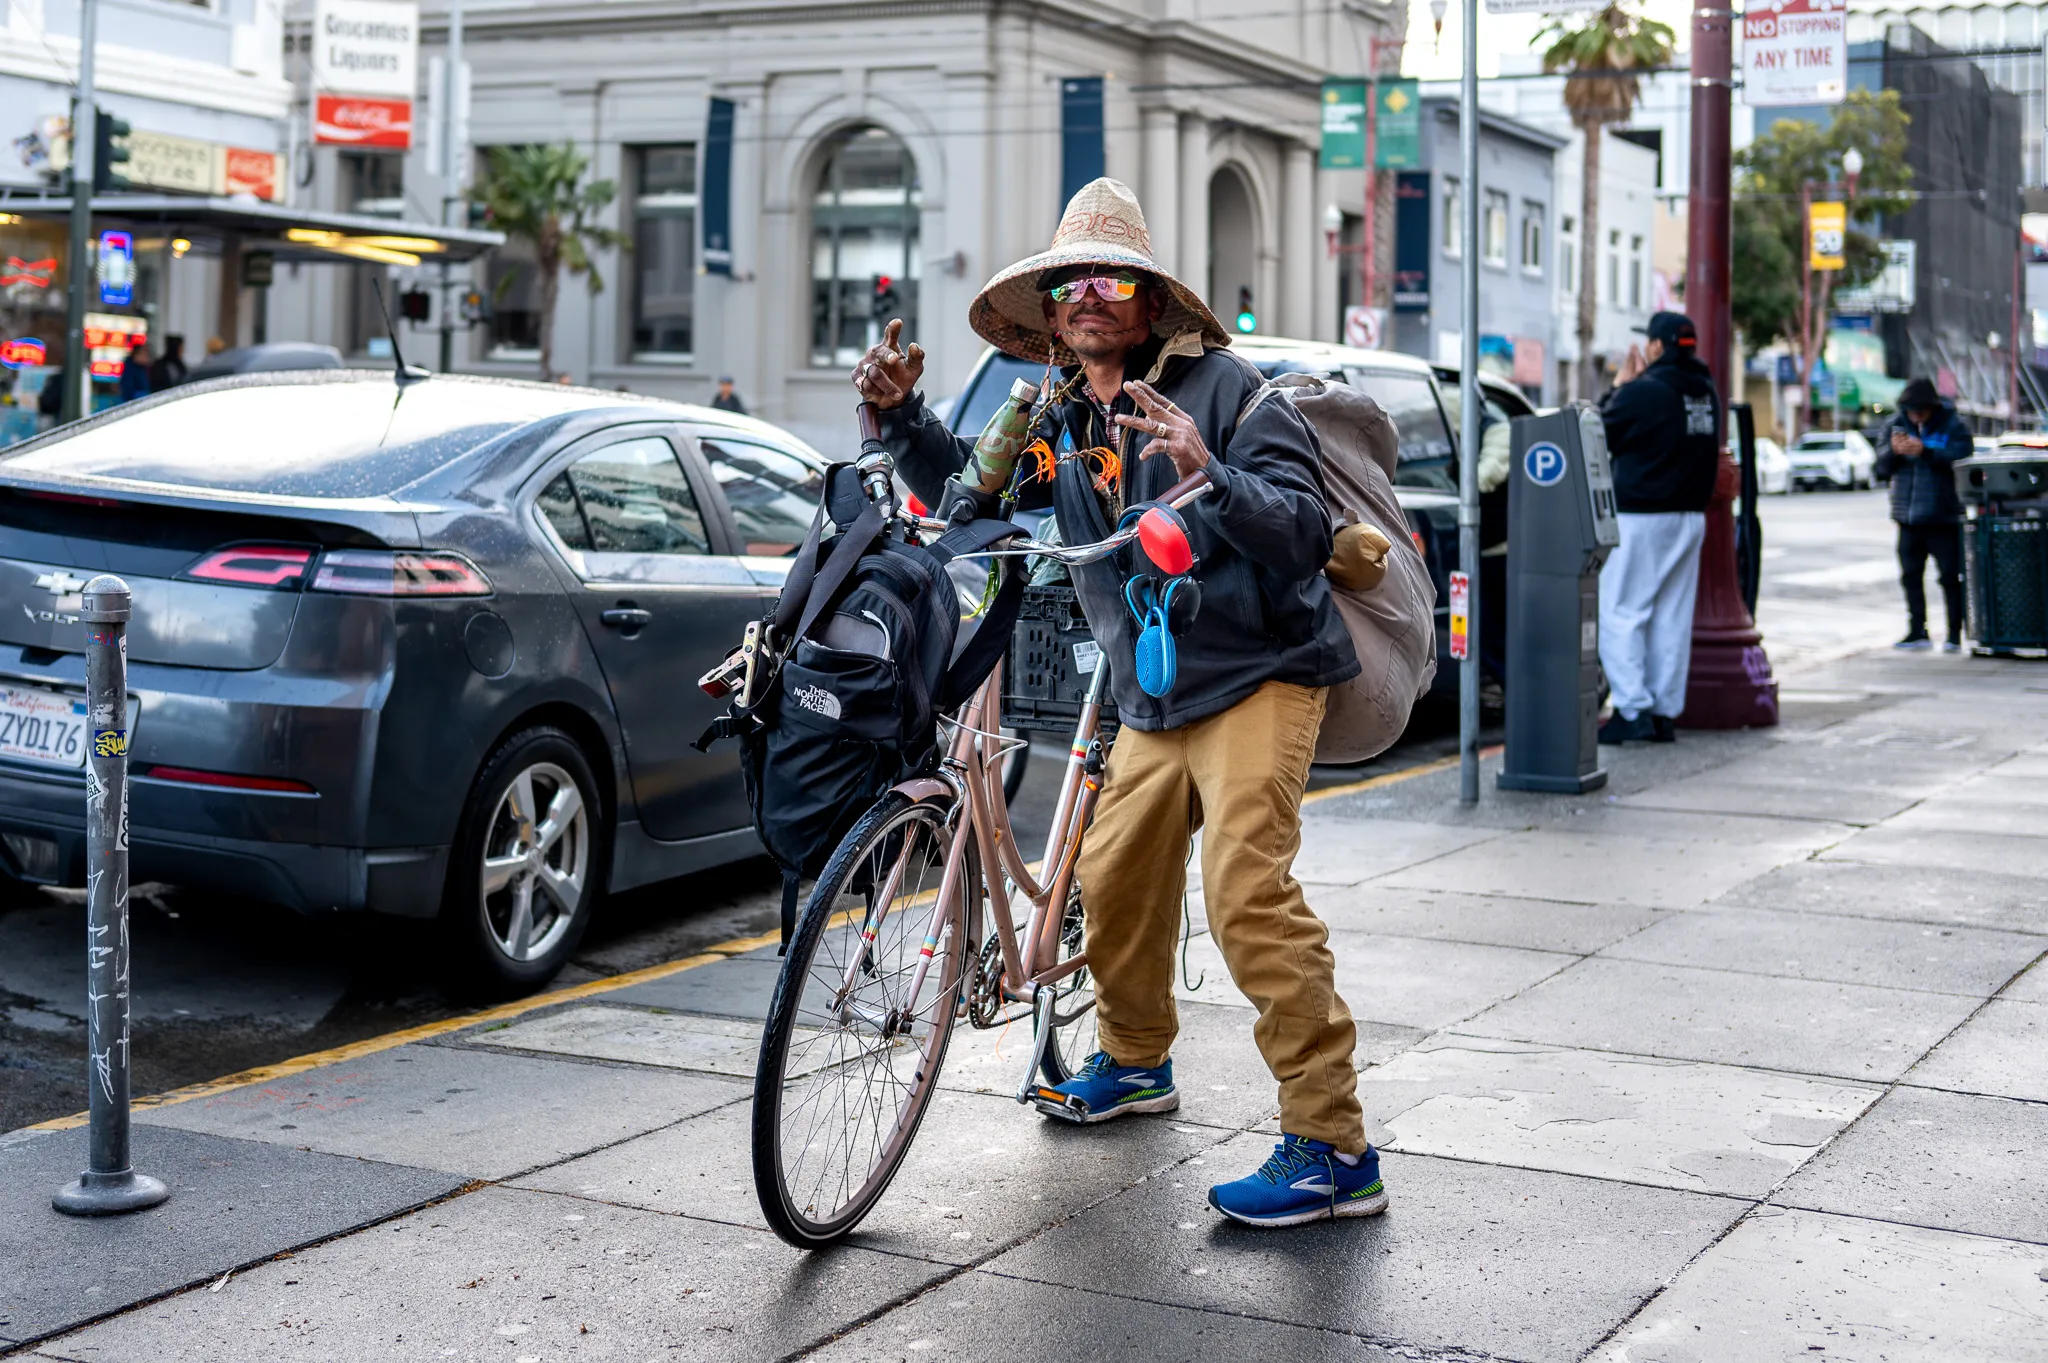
[751,792,972,1246]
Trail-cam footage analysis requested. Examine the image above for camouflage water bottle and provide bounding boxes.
[968,377,1041,493]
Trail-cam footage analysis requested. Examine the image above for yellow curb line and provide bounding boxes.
[1302,743,1501,806]
[23,931,784,1133]
[21,743,1475,1135]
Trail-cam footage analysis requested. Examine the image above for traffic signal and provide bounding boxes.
[1235,286,1256,334]
[399,287,431,323]
[871,274,898,322]
[93,106,132,193]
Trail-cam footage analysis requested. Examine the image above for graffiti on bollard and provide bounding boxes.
[52,573,168,1217]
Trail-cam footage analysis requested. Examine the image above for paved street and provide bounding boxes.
[4,487,2043,1360]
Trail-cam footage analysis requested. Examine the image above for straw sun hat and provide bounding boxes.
[968,177,1231,365]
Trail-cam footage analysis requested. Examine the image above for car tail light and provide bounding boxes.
[141,765,316,794]
[183,545,314,589]
[310,550,492,597]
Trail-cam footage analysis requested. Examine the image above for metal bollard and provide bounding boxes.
[52,575,168,1217]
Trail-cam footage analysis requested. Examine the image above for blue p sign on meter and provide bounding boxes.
[1524,440,1566,487]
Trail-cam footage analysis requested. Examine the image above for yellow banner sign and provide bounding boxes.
[1809,201,1846,271]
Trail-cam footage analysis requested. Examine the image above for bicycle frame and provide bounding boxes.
[828,653,1109,1086]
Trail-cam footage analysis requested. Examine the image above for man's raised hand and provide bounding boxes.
[852,318,925,410]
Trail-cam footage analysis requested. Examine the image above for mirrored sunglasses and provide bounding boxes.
[1046,275,1141,304]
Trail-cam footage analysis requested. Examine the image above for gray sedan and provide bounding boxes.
[0,370,821,992]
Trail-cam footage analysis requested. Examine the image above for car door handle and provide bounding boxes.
[600,607,653,630]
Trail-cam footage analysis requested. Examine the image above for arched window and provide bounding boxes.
[811,126,920,367]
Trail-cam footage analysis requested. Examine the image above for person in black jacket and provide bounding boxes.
[1874,376,1971,651]
[855,178,1383,1230]
[1595,311,1721,744]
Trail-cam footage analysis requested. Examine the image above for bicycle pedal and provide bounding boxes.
[1028,1087,1089,1121]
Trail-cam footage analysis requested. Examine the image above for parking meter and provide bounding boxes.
[1498,406,1619,794]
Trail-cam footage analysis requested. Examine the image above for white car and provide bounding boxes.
[1755,436,1790,494]
[1787,430,1878,490]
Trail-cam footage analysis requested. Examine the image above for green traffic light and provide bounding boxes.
[1235,311,1257,333]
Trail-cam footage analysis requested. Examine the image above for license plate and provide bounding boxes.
[0,685,137,770]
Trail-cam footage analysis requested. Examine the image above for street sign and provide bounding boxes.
[1835,239,1916,314]
[1809,201,1846,271]
[1375,80,1421,169]
[1742,0,1847,108]
[1320,80,1367,170]
[1343,306,1385,349]
[1448,571,1470,661]
[313,0,418,99]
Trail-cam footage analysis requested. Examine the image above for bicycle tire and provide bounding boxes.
[751,792,972,1247]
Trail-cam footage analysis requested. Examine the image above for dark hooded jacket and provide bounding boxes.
[877,334,1359,731]
[1874,394,1970,525]
[1598,349,1721,513]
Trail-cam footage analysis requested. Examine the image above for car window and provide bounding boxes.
[540,436,710,556]
[699,435,823,556]
[1345,368,1456,490]
[1796,435,1844,449]
[950,352,1040,435]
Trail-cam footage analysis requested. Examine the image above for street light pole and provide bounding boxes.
[437,0,464,373]
[61,0,99,424]
[1457,0,1481,804]
[1681,0,1778,731]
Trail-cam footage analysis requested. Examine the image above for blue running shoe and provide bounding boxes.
[1030,1052,1178,1124]
[1208,1135,1389,1228]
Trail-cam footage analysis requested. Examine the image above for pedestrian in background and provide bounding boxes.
[1595,310,1721,744]
[117,344,152,404]
[1875,376,1971,652]
[712,375,748,414]
[149,335,188,391]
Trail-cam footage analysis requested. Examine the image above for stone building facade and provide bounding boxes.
[267,0,1402,454]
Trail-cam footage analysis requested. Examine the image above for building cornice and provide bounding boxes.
[0,31,292,121]
[403,0,1354,90]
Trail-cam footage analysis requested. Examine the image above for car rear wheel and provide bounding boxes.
[443,727,604,996]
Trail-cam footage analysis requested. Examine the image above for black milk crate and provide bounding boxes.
[1002,585,1118,734]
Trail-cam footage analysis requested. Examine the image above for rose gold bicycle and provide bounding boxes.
[749,422,1210,1248]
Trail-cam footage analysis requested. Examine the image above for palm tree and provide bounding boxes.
[471,143,629,380]
[1539,4,1675,397]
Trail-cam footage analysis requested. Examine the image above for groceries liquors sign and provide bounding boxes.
[313,0,419,148]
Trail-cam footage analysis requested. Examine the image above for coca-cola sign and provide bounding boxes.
[315,95,414,149]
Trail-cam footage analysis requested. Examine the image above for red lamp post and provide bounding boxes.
[1680,0,1779,731]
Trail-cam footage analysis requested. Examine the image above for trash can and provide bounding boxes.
[1957,450,2048,655]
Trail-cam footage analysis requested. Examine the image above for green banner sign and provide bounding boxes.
[1319,80,1367,170]
[1375,79,1421,169]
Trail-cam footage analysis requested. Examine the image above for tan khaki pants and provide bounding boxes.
[1076,680,1365,1152]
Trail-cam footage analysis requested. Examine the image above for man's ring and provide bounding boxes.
[1155,420,1169,435]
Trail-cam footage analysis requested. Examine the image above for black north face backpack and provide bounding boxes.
[698,466,1024,946]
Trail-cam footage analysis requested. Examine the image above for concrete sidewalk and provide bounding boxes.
[4,644,2046,1362]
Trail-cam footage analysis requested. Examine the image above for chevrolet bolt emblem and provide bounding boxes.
[33,571,88,595]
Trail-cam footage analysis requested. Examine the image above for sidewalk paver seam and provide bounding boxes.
[1587,938,2048,1354]
[0,1172,487,1358]
[966,1262,1547,1363]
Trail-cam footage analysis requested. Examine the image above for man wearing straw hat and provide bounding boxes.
[854,178,1385,1228]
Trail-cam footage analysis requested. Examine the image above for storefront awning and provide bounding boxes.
[0,195,504,265]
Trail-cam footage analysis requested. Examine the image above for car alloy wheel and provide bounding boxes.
[479,760,589,964]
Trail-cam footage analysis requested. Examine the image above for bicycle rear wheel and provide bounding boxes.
[751,792,971,1246]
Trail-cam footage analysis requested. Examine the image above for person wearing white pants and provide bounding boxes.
[1594,311,1721,744]
[1599,510,1706,730]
